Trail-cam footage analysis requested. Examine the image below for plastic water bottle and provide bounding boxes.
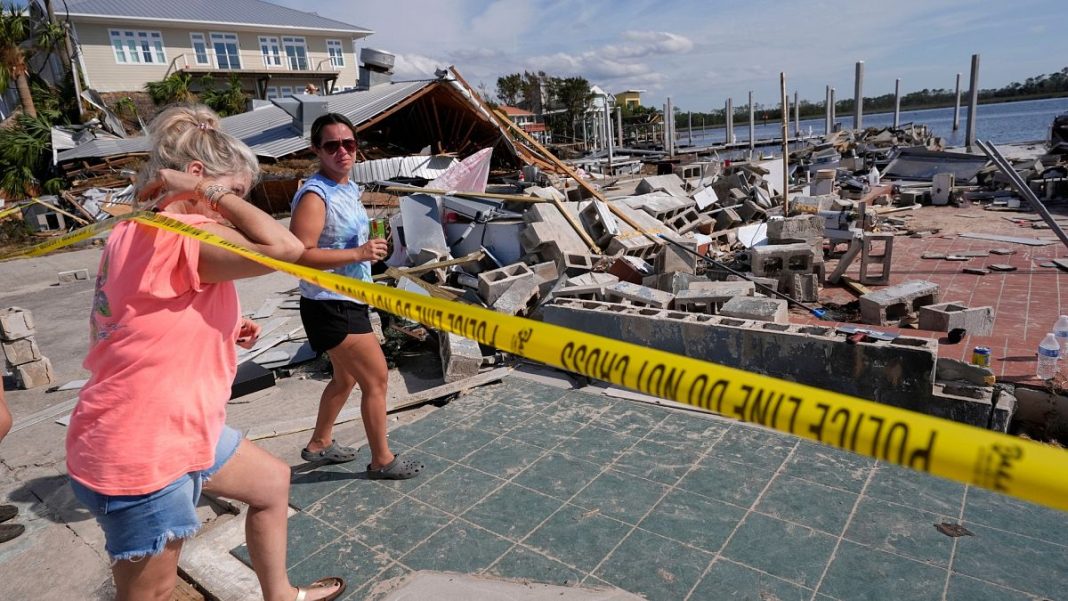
[1055,315,1068,354]
[1037,333,1060,380]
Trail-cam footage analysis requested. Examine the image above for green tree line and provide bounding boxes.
[674,66,1068,127]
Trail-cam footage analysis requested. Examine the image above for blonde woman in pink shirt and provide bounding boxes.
[66,105,345,601]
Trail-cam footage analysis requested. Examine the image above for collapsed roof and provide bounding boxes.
[55,74,523,168]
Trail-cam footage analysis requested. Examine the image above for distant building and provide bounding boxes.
[615,89,645,109]
[61,0,373,98]
[498,105,549,144]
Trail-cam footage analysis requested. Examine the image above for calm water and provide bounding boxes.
[680,96,1068,148]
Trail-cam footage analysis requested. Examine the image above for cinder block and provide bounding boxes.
[579,200,619,246]
[440,333,482,383]
[714,207,742,231]
[491,277,540,316]
[646,272,706,294]
[784,273,820,303]
[14,356,54,389]
[0,307,35,341]
[688,280,756,301]
[553,284,605,301]
[919,302,994,336]
[604,282,674,309]
[478,263,534,306]
[2,337,41,365]
[719,296,789,323]
[635,174,689,198]
[667,208,703,234]
[859,280,941,326]
[567,272,619,287]
[655,237,698,275]
[749,243,820,278]
[58,268,90,284]
[767,215,824,243]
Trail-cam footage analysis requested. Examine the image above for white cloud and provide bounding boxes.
[603,31,695,59]
[393,53,447,79]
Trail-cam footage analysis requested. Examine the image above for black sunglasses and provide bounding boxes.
[319,138,357,154]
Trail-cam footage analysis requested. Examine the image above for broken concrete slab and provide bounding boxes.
[440,333,482,383]
[719,296,789,323]
[766,214,825,244]
[14,356,55,389]
[0,307,35,341]
[654,236,698,275]
[1,337,41,366]
[491,277,539,316]
[674,281,755,314]
[635,174,689,198]
[963,267,989,275]
[936,357,995,386]
[859,280,941,326]
[919,302,995,336]
[644,271,706,294]
[987,264,1016,272]
[604,281,674,309]
[57,268,90,284]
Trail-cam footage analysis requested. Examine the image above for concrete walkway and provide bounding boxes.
[2,241,1067,601]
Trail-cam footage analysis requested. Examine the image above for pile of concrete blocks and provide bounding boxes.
[520,202,596,275]
[746,242,824,303]
[1,307,54,389]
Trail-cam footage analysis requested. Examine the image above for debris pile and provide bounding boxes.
[1,307,55,390]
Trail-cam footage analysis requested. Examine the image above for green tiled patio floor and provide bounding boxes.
[232,376,1067,601]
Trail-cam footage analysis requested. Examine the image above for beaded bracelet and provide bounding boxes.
[202,184,232,211]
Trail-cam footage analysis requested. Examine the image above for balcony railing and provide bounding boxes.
[166,49,341,78]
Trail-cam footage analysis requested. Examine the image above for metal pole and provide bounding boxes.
[688,111,692,145]
[893,78,901,129]
[605,100,614,172]
[953,73,962,131]
[748,90,754,158]
[657,102,666,152]
[830,87,836,130]
[726,97,733,144]
[667,96,675,157]
[825,85,832,135]
[978,140,1068,251]
[780,73,789,213]
[581,117,588,151]
[793,90,800,137]
[616,106,623,147]
[966,54,980,151]
[854,60,864,130]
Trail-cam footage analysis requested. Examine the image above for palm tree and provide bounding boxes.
[145,72,195,106]
[0,4,36,118]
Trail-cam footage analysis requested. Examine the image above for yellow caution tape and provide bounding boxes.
[5,211,1068,512]
[0,204,25,220]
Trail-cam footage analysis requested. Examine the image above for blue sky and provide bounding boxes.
[287,1,1064,111]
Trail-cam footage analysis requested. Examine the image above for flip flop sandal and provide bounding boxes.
[367,454,424,480]
[301,440,357,464]
[0,504,16,524]
[294,576,345,601]
[0,523,25,544]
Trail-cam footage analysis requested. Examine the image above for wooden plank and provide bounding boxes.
[840,276,872,296]
[373,250,484,281]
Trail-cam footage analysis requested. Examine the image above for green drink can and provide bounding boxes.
[370,217,388,239]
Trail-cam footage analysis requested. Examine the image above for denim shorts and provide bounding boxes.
[69,425,243,562]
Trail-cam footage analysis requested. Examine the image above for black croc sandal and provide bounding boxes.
[367,455,424,480]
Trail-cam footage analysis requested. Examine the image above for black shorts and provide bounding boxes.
[299,297,372,353]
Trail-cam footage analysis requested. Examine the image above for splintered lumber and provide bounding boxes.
[374,250,485,281]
